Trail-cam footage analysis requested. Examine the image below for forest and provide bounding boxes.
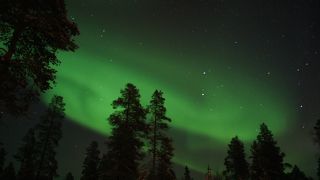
[1,0,320,180]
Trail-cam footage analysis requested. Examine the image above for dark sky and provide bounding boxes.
[1,0,320,179]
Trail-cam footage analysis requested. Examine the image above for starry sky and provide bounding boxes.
[1,0,320,179]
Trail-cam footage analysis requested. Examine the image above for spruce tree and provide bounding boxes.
[104,83,147,180]
[315,119,320,145]
[81,141,100,180]
[286,165,309,180]
[65,172,74,180]
[15,128,37,180]
[184,166,192,180]
[34,95,65,180]
[318,158,320,180]
[250,123,285,180]
[0,0,79,117]
[224,136,249,180]
[147,90,172,180]
[2,162,16,180]
[98,154,112,180]
[314,119,320,180]
[157,137,176,180]
[0,143,5,176]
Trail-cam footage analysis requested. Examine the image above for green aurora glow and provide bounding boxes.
[41,0,303,174]
[44,36,295,142]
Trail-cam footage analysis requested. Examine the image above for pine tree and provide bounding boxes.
[318,158,320,180]
[65,172,74,180]
[0,143,5,176]
[157,137,176,180]
[147,90,172,180]
[314,119,320,180]
[224,136,249,180]
[98,154,112,180]
[315,119,320,145]
[104,83,147,180]
[81,141,100,180]
[250,123,285,180]
[0,0,79,117]
[184,166,192,180]
[34,95,65,180]
[15,128,37,180]
[2,162,16,180]
[286,165,309,180]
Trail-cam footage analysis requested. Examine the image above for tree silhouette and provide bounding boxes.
[224,136,249,180]
[0,0,79,117]
[65,172,74,180]
[147,90,172,180]
[81,141,100,180]
[34,95,65,180]
[286,165,310,180]
[1,162,16,180]
[98,154,112,180]
[317,158,320,180]
[15,128,37,180]
[104,83,147,180]
[183,166,192,180]
[0,143,5,177]
[250,123,285,180]
[157,137,176,180]
[314,119,320,180]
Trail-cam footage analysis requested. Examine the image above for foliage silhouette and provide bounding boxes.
[223,136,249,180]
[0,0,79,117]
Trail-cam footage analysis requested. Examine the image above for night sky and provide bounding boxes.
[1,0,320,179]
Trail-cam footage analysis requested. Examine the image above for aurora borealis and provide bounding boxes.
[1,0,320,179]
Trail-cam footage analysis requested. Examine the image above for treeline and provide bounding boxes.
[1,83,320,180]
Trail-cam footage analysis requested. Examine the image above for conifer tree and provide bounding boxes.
[147,90,172,180]
[157,137,176,180]
[104,83,147,180]
[315,119,320,180]
[65,172,74,180]
[184,166,192,180]
[250,123,285,180]
[98,154,112,180]
[34,95,65,180]
[286,165,309,180]
[15,128,37,180]
[0,143,5,176]
[318,158,320,180]
[81,141,100,180]
[0,0,79,116]
[2,162,16,180]
[224,136,249,180]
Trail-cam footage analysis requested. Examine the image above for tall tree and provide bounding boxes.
[65,172,74,180]
[81,141,100,180]
[250,123,285,180]
[98,154,112,180]
[104,83,147,180]
[1,162,16,180]
[34,95,65,180]
[157,137,176,180]
[184,166,192,180]
[147,90,172,180]
[286,165,309,180]
[0,0,79,117]
[315,119,320,145]
[0,143,5,176]
[315,119,320,180]
[224,136,249,180]
[15,128,37,180]
[318,158,320,180]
